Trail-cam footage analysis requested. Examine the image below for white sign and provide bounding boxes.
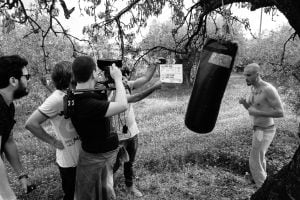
[160,64,183,83]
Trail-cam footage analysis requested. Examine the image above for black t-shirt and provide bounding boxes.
[0,94,16,154]
[71,92,119,153]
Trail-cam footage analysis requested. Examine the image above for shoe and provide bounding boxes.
[126,185,143,197]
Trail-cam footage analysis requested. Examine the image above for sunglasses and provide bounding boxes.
[22,74,31,80]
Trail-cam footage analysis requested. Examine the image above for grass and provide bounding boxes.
[6,73,300,200]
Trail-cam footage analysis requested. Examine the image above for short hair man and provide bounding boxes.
[25,61,81,200]
[0,55,32,199]
[239,63,284,188]
[71,56,128,200]
[109,58,162,197]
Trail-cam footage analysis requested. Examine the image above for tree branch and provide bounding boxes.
[280,31,297,66]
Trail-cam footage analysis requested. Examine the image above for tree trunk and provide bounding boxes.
[175,55,191,87]
[175,50,201,87]
[198,0,300,36]
[251,144,300,200]
[182,61,192,87]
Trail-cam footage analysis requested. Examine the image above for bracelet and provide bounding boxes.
[18,174,28,180]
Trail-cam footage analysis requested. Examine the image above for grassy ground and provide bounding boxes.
[6,74,300,200]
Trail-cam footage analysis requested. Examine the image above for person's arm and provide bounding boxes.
[3,134,30,193]
[105,65,128,117]
[248,86,284,118]
[131,60,159,90]
[25,110,64,149]
[0,136,17,200]
[127,81,162,103]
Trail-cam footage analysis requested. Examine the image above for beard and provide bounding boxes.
[246,80,252,86]
[13,82,28,99]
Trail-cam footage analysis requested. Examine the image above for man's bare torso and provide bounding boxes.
[249,83,275,127]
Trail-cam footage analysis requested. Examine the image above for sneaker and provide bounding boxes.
[126,185,143,197]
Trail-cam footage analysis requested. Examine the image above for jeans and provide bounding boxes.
[113,135,138,187]
[249,126,276,188]
[58,166,76,200]
[74,148,118,200]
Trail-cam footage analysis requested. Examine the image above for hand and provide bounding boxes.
[247,106,256,116]
[153,80,162,90]
[19,176,31,194]
[109,64,122,82]
[238,97,246,104]
[239,97,250,109]
[157,57,166,64]
[53,139,64,150]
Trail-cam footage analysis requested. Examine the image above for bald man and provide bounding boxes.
[239,63,284,188]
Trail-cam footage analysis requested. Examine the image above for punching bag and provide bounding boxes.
[185,38,238,133]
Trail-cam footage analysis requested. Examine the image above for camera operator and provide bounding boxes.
[107,58,162,197]
[71,56,127,200]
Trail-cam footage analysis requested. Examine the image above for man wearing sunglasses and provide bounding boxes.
[0,55,32,200]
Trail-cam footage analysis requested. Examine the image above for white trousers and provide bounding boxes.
[249,126,276,188]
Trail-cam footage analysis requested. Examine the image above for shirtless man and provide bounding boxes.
[239,63,284,188]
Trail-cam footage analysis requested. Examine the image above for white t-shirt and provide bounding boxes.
[108,81,139,141]
[38,90,81,168]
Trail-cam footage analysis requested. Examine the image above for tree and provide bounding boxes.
[1,1,299,69]
[139,20,196,85]
[250,144,300,200]
[140,17,245,86]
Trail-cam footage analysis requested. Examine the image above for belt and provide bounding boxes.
[253,124,275,130]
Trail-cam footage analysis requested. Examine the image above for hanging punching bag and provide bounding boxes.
[185,38,238,133]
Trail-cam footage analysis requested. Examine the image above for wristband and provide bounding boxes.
[18,174,28,180]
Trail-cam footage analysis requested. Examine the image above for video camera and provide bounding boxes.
[97,59,122,84]
[61,59,122,119]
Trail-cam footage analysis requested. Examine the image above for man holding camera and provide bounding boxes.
[107,58,162,197]
[71,56,128,200]
[0,55,32,200]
